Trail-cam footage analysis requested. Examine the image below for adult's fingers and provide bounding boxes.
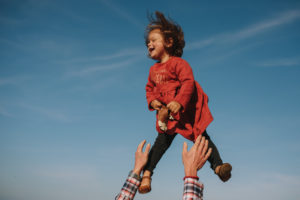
[194,135,201,149]
[201,139,209,157]
[204,148,212,161]
[197,136,206,153]
[182,142,188,155]
[145,143,151,154]
[137,140,146,152]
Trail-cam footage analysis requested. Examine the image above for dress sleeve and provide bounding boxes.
[174,59,195,111]
[145,67,157,111]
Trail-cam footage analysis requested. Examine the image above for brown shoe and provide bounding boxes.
[216,163,232,182]
[138,176,152,194]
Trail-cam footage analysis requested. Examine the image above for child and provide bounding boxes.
[139,11,232,194]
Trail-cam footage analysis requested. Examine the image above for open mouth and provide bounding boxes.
[148,47,155,53]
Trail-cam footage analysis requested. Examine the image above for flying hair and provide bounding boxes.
[145,11,185,57]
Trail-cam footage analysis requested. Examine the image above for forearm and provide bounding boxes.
[174,61,195,110]
[174,80,194,109]
[115,172,141,200]
[183,177,204,200]
[146,69,157,111]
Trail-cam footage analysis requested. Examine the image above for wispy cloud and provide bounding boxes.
[19,103,72,123]
[36,164,99,181]
[206,172,300,200]
[58,47,145,64]
[241,172,300,200]
[42,0,92,24]
[99,0,144,29]
[67,74,120,93]
[0,16,24,25]
[3,163,103,200]
[66,57,142,77]
[0,76,30,86]
[256,57,300,67]
[0,36,79,58]
[0,38,28,51]
[187,10,300,50]
[187,38,216,50]
[0,106,13,117]
[230,10,300,41]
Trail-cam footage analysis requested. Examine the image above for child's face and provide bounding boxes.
[147,29,170,62]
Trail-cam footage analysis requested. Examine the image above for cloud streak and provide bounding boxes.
[63,46,145,78]
[0,16,24,25]
[19,103,72,123]
[0,76,30,86]
[58,47,145,64]
[0,106,13,117]
[256,57,300,67]
[187,9,300,50]
[99,0,144,29]
[206,172,300,200]
[65,57,142,78]
[231,10,300,41]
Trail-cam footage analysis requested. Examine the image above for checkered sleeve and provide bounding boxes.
[115,176,141,200]
[183,178,204,200]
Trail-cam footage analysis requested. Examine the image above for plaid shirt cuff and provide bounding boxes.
[183,178,204,200]
[115,176,141,200]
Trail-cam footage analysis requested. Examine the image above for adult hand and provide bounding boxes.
[167,101,181,113]
[182,136,212,176]
[133,140,151,175]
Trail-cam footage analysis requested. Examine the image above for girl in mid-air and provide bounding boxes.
[139,11,232,194]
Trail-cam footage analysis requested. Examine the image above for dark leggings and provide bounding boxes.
[144,130,223,175]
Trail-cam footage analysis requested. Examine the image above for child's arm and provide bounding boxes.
[146,68,161,111]
[173,60,195,111]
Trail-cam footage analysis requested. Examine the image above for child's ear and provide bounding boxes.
[166,37,173,48]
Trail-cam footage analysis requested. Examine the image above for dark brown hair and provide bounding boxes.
[145,11,185,57]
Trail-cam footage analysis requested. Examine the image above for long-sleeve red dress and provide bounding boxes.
[146,57,214,141]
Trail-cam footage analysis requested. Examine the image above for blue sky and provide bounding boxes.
[0,0,300,199]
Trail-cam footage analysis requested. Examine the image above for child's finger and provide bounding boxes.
[166,103,173,110]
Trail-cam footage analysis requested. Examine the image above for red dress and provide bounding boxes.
[146,57,214,142]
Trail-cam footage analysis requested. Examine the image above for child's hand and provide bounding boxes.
[167,101,181,113]
[151,100,162,110]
